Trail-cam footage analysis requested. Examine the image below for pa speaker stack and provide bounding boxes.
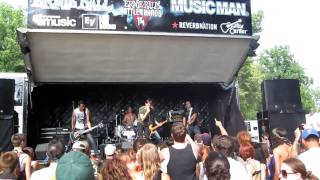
[0,79,15,151]
[258,79,305,142]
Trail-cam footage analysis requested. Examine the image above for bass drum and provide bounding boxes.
[114,125,124,138]
[122,125,136,140]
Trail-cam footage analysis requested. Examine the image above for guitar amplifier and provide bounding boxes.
[168,109,185,122]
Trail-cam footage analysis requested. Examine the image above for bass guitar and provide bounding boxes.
[70,122,104,143]
[149,120,167,137]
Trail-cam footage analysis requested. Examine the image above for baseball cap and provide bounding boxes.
[104,144,116,156]
[302,128,319,140]
[72,141,88,150]
[56,151,94,180]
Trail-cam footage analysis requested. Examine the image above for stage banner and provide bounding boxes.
[27,0,252,36]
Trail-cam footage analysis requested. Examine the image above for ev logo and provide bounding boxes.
[82,14,98,29]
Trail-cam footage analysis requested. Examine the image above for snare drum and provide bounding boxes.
[114,125,124,138]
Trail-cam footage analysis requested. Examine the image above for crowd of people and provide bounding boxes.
[1,121,320,180]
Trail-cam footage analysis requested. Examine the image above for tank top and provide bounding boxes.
[167,144,197,180]
[74,108,88,130]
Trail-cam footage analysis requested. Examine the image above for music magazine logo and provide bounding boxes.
[220,19,248,35]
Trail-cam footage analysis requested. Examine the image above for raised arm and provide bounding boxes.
[215,118,228,136]
[139,106,150,122]
[86,108,92,129]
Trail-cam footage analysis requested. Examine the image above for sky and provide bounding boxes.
[2,0,320,88]
[251,0,320,88]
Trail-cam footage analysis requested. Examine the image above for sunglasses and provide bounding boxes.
[280,170,296,178]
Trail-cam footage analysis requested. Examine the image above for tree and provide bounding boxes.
[252,10,264,34]
[237,11,264,119]
[238,58,264,119]
[0,2,25,72]
[259,46,315,113]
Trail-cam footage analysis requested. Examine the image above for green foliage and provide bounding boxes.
[258,46,315,113]
[237,11,265,119]
[238,11,315,118]
[0,2,25,72]
[238,58,263,119]
[311,88,320,112]
[252,10,264,34]
[259,46,313,86]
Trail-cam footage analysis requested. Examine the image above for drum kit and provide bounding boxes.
[114,122,137,141]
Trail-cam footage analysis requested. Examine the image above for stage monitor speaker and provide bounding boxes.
[0,79,15,119]
[35,143,49,160]
[0,119,14,151]
[257,111,305,142]
[262,79,302,112]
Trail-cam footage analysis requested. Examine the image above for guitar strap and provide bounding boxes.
[83,107,87,129]
[188,108,193,121]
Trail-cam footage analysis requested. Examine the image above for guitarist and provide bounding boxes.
[183,100,200,137]
[137,98,161,142]
[71,100,99,155]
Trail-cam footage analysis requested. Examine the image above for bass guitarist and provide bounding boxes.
[71,100,99,155]
[137,98,161,143]
[183,100,200,137]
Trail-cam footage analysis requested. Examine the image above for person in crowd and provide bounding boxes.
[269,128,299,180]
[211,135,250,180]
[197,145,210,180]
[117,149,143,180]
[204,151,231,180]
[160,122,198,180]
[137,143,170,180]
[104,144,116,161]
[100,158,132,180]
[298,128,320,178]
[280,158,318,180]
[56,151,94,180]
[30,139,65,180]
[123,106,137,126]
[239,142,266,180]
[0,152,19,180]
[72,140,102,179]
[260,142,271,177]
[72,140,89,155]
[11,133,32,180]
[237,130,265,163]
[133,139,147,153]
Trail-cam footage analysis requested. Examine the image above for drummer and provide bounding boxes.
[122,106,137,126]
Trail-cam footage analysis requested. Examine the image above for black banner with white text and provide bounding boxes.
[28,0,252,36]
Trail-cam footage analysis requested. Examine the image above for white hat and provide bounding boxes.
[104,144,116,156]
[72,141,87,150]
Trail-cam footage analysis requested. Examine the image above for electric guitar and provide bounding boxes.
[70,122,104,143]
[149,120,167,137]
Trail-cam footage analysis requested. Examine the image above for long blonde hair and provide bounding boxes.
[137,143,160,180]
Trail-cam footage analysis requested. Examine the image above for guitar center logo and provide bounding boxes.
[32,14,76,27]
[82,14,98,29]
[220,19,248,35]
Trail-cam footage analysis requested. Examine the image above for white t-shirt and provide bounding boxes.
[30,163,57,180]
[74,108,89,130]
[228,157,250,180]
[298,147,320,178]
